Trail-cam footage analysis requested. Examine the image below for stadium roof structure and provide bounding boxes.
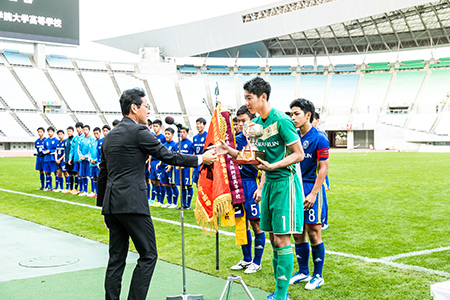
[96,0,450,58]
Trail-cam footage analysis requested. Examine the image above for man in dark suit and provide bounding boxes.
[97,88,217,300]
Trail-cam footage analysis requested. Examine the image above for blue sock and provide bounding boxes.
[187,187,193,207]
[172,186,179,205]
[165,186,172,204]
[82,177,86,192]
[49,175,53,189]
[242,230,252,263]
[85,178,89,193]
[159,186,166,203]
[93,180,97,194]
[155,186,161,202]
[253,231,266,266]
[147,183,151,200]
[311,243,325,277]
[65,176,69,190]
[295,242,310,275]
[55,177,60,190]
[181,188,187,207]
[58,177,63,189]
[45,175,49,188]
[40,173,45,188]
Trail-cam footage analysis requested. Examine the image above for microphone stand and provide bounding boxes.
[166,124,203,300]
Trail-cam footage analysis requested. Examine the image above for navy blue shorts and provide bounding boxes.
[242,178,261,220]
[175,167,193,186]
[303,181,326,225]
[73,161,80,173]
[56,160,67,172]
[35,156,45,171]
[79,160,90,177]
[90,166,99,178]
[43,161,57,173]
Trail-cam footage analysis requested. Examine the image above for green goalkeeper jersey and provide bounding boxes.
[253,108,300,181]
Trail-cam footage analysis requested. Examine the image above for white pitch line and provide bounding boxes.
[382,246,450,261]
[1,188,450,278]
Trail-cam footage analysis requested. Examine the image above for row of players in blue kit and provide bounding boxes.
[34,122,111,197]
[146,118,208,210]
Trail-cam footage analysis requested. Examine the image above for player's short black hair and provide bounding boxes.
[236,105,256,120]
[93,127,101,132]
[147,119,152,126]
[120,87,145,115]
[112,119,120,126]
[165,127,175,134]
[233,117,238,123]
[83,124,90,130]
[47,126,55,132]
[153,119,162,126]
[67,126,74,131]
[37,127,45,132]
[243,77,271,101]
[289,98,315,123]
[314,112,320,120]
[75,122,83,128]
[102,125,111,131]
[181,126,189,133]
[57,129,64,134]
[196,117,207,125]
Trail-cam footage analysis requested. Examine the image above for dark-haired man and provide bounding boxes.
[192,117,207,187]
[289,98,329,290]
[112,119,120,128]
[35,127,46,190]
[215,77,304,300]
[97,88,217,300]
[149,119,166,207]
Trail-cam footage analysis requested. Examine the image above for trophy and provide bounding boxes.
[234,122,267,165]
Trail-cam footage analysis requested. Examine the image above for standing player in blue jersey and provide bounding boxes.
[174,127,194,209]
[150,119,167,207]
[78,125,96,196]
[192,117,208,188]
[157,127,178,208]
[88,127,102,198]
[289,99,329,290]
[43,127,58,191]
[312,112,330,230]
[68,122,84,194]
[55,129,69,192]
[35,127,46,190]
[229,105,266,274]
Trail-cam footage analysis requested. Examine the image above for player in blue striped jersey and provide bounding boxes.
[157,127,178,208]
[289,99,329,290]
[55,129,69,192]
[174,127,194,209]
[35,127,46,190]
[43,127,58,191]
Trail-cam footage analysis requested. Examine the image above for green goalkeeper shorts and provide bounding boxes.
[260,174,304,234]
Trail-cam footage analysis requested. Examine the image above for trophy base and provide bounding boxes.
[234,150,266,165]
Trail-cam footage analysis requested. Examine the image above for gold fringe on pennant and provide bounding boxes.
[195,194,232,233]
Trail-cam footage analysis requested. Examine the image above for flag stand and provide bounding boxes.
[166,126,203,300]
[218,275,255,300]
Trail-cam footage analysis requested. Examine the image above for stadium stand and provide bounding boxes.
[109,62,135,72]
[357,72,393,115]
[207,75,236,110]
[388,71,426,108]
[0,111,29,137]
[435,111,450,135]
[267,66,292,74]
[15,112,49,136]
[235,66,261,74]
[300,65,325,73]
[329,64,358,73]
[298,74,328,108]
[361,62,391,72]
[113,73,147,95]
[81,71,121,112]
[201,65,230,75]
[45,113,75,132]
[2,50,33,66]
[178,76,211,118]
[14,68,60,107]
[178,64,198,74]
[0,66,36,110]
[267,75,297,112]
[429,57,450,68]
[48,69,96,112]
[146,74,182,113]
[76,59,108,71]
[46,55,74,69]
[395,59,426,70]
[74,113,105,128]
[327,74,359,115]
[103,113,123,127]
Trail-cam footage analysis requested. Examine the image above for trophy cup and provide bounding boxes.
[234,122,266,165]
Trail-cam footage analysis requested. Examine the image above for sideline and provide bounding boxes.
[1,188,450,278]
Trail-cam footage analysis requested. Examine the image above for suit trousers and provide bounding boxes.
[104,213,158,300]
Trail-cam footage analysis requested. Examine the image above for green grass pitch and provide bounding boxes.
[1,152,449,299]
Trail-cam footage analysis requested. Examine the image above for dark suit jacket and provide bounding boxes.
[97,117,199,216]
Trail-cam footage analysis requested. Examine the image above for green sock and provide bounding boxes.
[275,245,293,300]
[272,245,278,280]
